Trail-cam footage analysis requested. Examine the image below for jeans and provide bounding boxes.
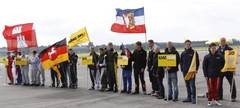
[122,69,132,91]
[168,72,179,99]
[184,77,196,103]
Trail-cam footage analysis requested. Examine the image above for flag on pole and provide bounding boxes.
[185,51,197,80]
[68,27,90,47]
[39,38,68,70]
[111,7,146,33]
[2,23,38,51]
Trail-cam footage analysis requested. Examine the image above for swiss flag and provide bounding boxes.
[2,23,38,51]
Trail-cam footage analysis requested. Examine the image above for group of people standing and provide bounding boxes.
[86,38,237,106]
[4,37,237,106]
[5,49,79,89]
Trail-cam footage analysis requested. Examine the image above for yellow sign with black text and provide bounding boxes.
[158,54,176,67]
[0,58,8,65]
[117,56,128,65]
[221,49,238,72]
[15,58,28,65]
[81,56,93,65]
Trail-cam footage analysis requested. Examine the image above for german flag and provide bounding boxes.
[39,38,69,70]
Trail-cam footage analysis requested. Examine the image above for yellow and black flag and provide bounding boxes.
[68,27,90,47]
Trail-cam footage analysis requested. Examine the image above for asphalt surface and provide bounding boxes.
[0,51,240,108]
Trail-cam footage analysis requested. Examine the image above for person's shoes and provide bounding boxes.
[121,90,127,93]
[127,90,131,94]
[173,99,178,102]
[143,91,147,95]
[157,96,165,99]
[30,84,35,86]
[35,84,40,86]
[148,91,155,95]
[50,84,55,87]
[207,101,213,107]
[41,84,45,86]
[231,99,237,102]
[99,88,105,92]
[88,87,95,90]
[214,100,222,106]
[192,101,196,104]
[182,99,192,103]
[106,88,113,92]
[132,91,139,95]
[113,89,118,93]
[164,97,173,101]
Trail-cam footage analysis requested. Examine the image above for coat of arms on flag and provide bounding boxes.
[111,7,146,33]
[2,23,38,51]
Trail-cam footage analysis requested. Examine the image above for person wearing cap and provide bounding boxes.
[132,41,147,95]
[120,45,133,94]
[217,37,237,102]
[105,42,118,92]
[203,43,224,106]
[88,47,99,90]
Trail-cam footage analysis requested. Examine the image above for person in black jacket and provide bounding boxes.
[69,49,78,89]
[147,40,157,95]
[59,61,69,88]
[165,41,180,101]
[105,42,118,92]
[132,41,147,95]
[217,37,237,102]
[203,43,224,106]
[180,40,200,104]
[88,47,99,90]
[153,47,165,99]
[120,45,133,94]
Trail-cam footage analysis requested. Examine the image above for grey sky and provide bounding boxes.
[0,0,240,47]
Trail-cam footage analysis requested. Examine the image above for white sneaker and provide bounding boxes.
[207,101,213,107]
[214,100,222,106]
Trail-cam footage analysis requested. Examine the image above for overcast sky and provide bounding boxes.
[0,0,240,47]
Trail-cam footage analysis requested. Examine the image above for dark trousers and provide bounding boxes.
[134,68,146,92]
[219,72,237,99]
[108,68,118,90]
[51,69,59,86]
[149,69,157,91]
[157,77,165,97]
[16,66,22,84]
[89,68,96,88]
[207,77,220,101]
[100,68,108,89]
[122,69,132,91]
[60,65,68,87]
[70,65,78,87]
[184,77,196,102]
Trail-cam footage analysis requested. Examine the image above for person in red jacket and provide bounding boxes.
[6,52,14,85]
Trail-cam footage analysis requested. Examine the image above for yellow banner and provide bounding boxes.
[158,54,176,67]
[185,51,197,80]
[0,58,8,65]
[221,49,238,72]
[117,56,128,65]
[15,58,28,65]
[81,56,93,65]
[68,27,90,48]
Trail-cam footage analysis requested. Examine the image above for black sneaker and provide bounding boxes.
[182,99,192,103]
[88,87,95,90]
[106,88,113,92]
[231,99,237,102]
[127,91,131,94]
[121,90,127,93]
[132,91,139,95]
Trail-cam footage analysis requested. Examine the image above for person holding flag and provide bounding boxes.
[203,43,224,106]
[180,40,200,104]
[217,37,237,102]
